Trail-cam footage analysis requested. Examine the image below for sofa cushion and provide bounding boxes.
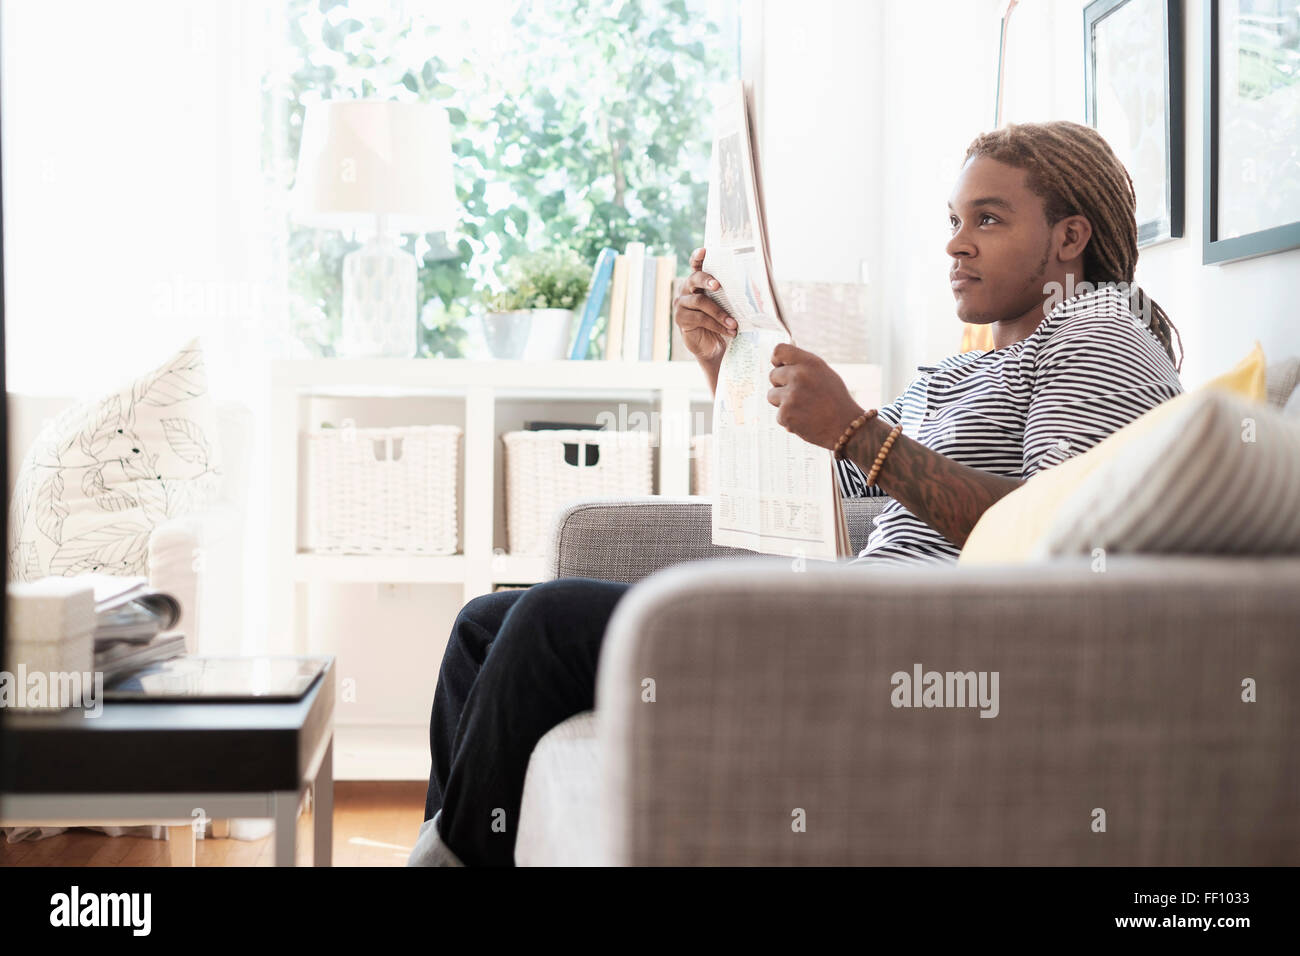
[7,337,224,581]
[959,343,1300,563]
[515,710,601,866]
[1266,355,1299,409]
[1033,388,1299,556]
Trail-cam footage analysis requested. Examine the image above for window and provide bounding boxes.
[265,0,741,358]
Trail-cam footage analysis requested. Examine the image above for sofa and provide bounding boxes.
[3,394,254,850]
[513,360,1300,866]
[6,393,253,657]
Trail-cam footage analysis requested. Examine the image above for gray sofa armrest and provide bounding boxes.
[594,553,1300,865]
[545,495,895,582]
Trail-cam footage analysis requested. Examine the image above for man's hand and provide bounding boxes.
[673,247,737,364]
[766,342,865,450]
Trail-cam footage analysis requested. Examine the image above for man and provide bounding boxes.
[409,120,1184,866]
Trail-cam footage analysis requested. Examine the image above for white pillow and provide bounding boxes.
[7,338,224,581]
[1038,388,1300,556]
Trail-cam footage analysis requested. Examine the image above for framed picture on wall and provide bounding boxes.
[1084,0,1184,247]
[1204,0,1300,264]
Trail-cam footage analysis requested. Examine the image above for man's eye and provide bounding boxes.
[980,213,997,225]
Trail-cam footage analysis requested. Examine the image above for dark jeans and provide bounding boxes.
[424,576,633,866]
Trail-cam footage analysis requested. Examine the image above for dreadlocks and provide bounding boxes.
[962,120,1184,372]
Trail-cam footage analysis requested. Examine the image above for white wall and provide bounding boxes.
[757,0,1300,397]
[756,0,1007,399]
[754,0,879,287]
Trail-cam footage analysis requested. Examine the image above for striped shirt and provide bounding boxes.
[838,284,1184,567]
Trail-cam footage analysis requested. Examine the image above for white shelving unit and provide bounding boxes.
[268,357,882,776]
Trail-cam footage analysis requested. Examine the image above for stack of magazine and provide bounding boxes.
[86,574,186,683]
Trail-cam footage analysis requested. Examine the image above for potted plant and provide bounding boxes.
[478,247,590,360]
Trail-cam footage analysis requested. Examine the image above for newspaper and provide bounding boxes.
[703,80,852,561]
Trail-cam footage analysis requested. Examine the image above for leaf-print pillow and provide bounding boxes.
[7,337,224,582]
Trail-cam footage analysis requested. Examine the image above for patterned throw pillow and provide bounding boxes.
[7,338,224,581]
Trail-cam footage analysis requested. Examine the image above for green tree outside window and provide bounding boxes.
[264,0,740,358]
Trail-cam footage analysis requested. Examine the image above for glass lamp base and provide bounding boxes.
[340,236,418,358]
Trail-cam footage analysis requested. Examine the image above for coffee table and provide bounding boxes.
[0,657,334,866]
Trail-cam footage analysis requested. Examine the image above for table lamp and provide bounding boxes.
[290,99,458,357]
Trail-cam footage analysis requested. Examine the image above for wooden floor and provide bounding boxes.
[0,781,427,867]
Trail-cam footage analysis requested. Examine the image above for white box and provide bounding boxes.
[5,577,96,711]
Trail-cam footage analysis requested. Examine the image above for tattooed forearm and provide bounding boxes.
[844,417,1024,548]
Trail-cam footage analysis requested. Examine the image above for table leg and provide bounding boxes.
[272,790,298,866]
[313,736,333,866]
[167,825,196,867]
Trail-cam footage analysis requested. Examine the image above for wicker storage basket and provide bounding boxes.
[502,429,654,555]
[306,424,461,555]
[691,433,712,496]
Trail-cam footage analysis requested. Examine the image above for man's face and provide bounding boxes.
[945,155,1057,325]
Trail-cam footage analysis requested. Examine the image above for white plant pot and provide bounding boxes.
[480,308,575,361]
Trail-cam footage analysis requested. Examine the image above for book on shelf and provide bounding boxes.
[652,254,677,361]
[598,245,680,363]
[604,254,629,361]
[620,241,646,362]
[702,79,853,560]
[638,253,657,361]
[569,246,617,360]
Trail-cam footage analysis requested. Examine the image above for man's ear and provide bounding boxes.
[1055,214,1093,262]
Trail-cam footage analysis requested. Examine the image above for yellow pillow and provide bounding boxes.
[958,342,1268,565]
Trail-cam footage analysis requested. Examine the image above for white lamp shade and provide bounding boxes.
[290,99,458,233]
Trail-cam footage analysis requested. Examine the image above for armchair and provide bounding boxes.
[514,494,1300,865]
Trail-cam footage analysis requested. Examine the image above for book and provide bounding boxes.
[703,79,852,560]
[621,241,646,362]
[638,254,657,361]
[569,247,617,360]
[652,254,677,361]
[604,254,629,361]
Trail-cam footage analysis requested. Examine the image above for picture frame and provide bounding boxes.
[1084,0,1184,247]
[1203,0,1300,264]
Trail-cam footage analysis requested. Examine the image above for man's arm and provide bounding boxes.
[844,416,1023,549]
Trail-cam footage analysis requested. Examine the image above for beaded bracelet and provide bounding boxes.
[832,408,877,460]
[866,422,904,485]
